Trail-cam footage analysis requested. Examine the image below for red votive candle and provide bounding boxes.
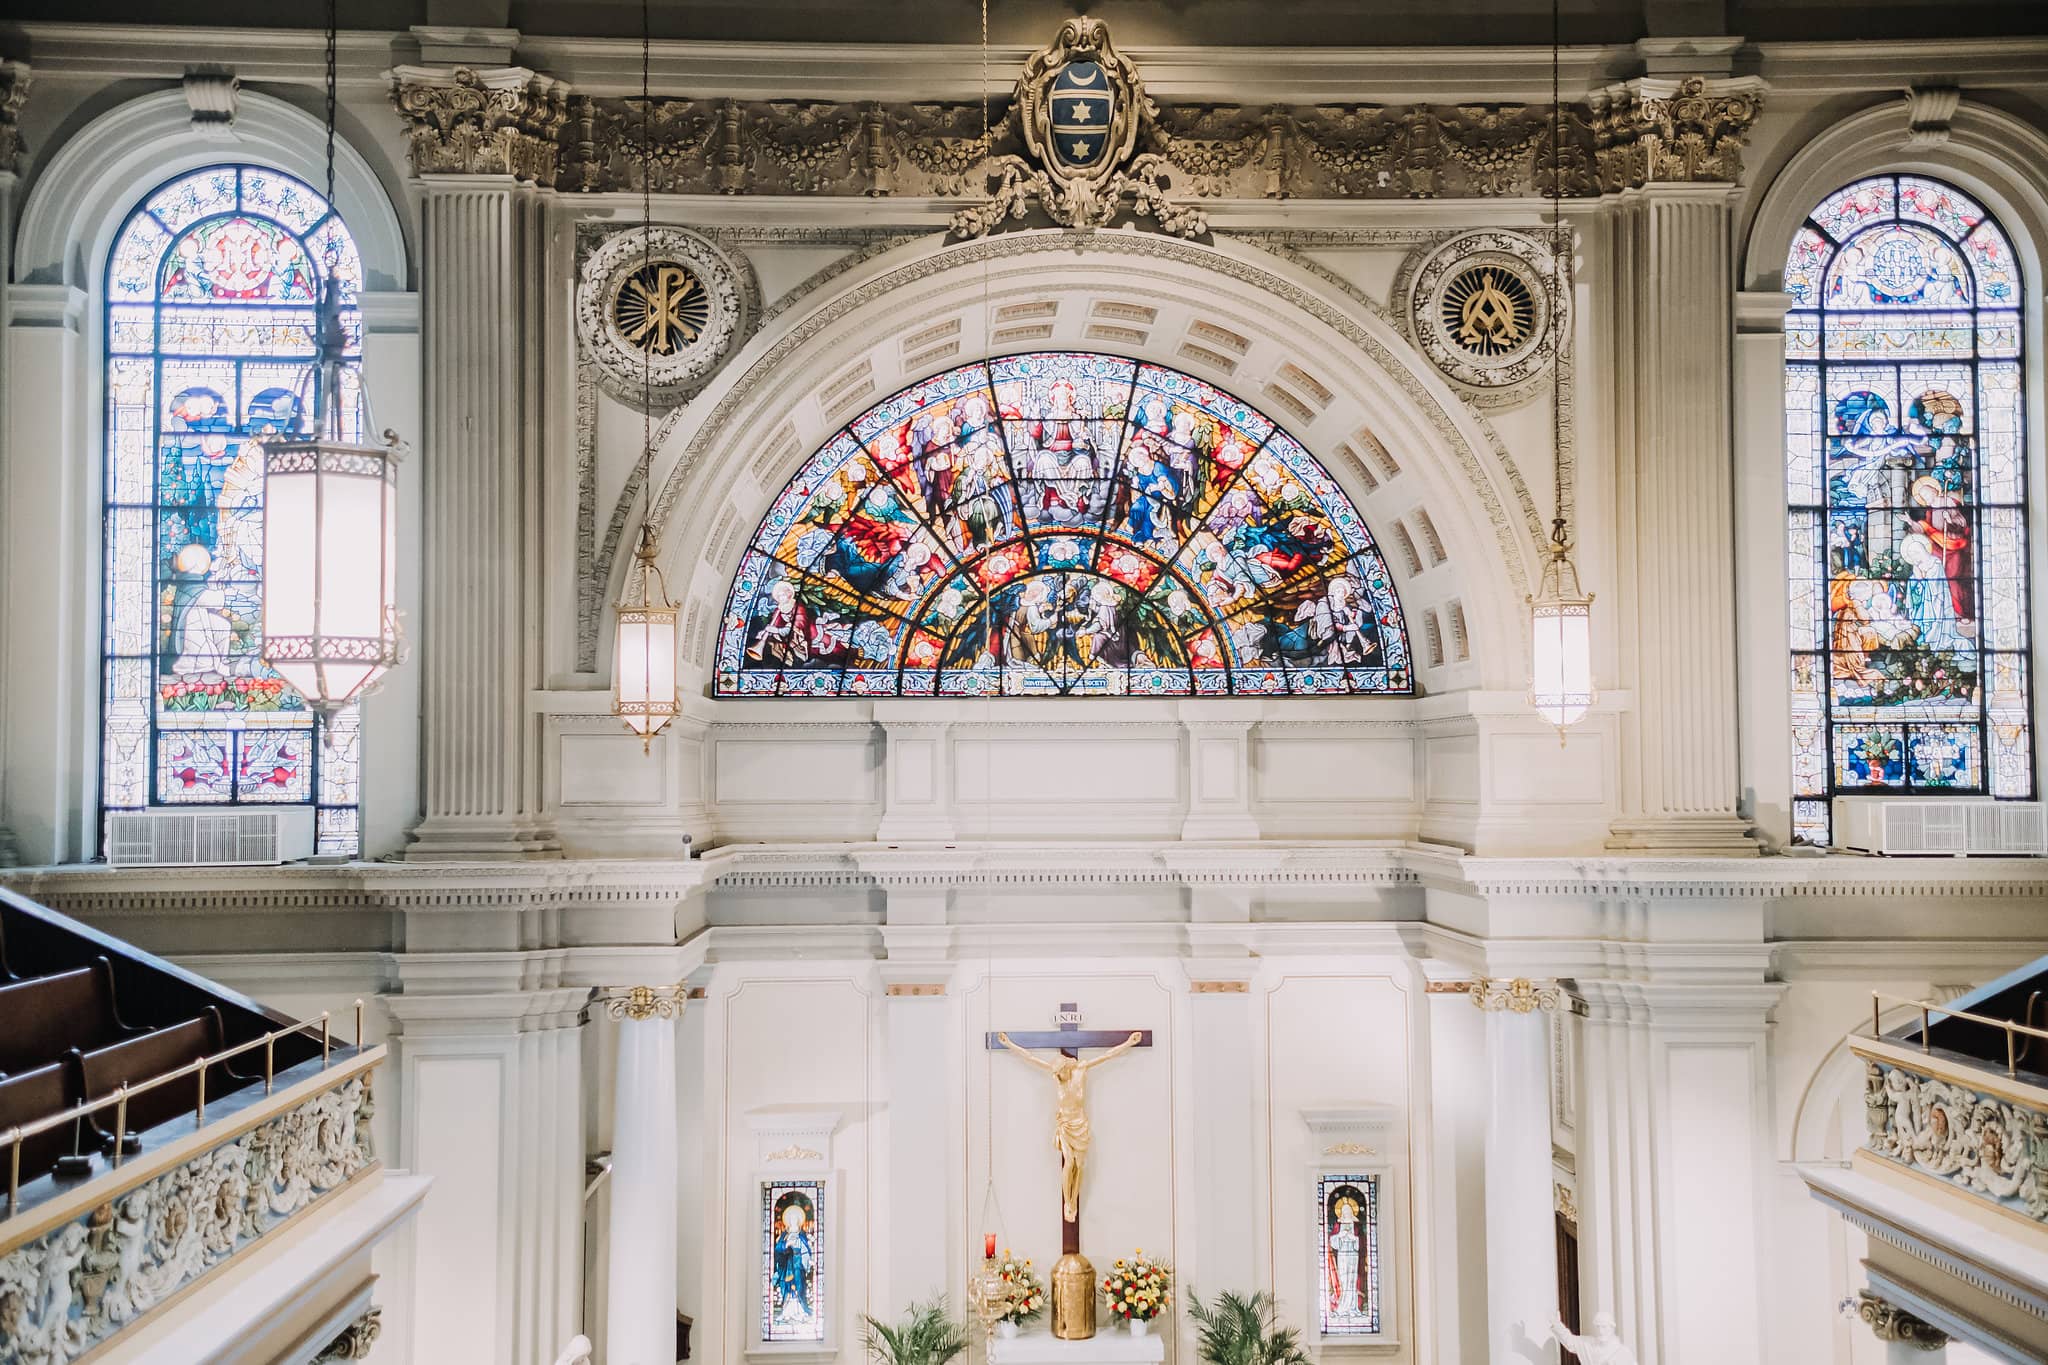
[985,1233,997,1260]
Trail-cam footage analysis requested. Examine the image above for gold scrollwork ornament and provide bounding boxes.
[602,983,687,1022]
[1470,977,1563,1013]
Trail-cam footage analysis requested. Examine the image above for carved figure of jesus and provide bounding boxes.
[995,1029,1145,1222]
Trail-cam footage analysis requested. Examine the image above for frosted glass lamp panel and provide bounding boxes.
[1531,601,1593,728]
[614,608,680,738]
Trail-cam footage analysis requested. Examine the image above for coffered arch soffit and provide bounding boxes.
[631,230,1546,691]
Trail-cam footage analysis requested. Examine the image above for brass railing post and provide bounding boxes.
[2008,1024,2019,1078]
[196,1063,207,1127]
[355,998,365,1049]
[1871,993,1881,1037]
[321,1011,331,1066]
[1921,1005,1931,1051]
[113,1085,130,1168]
[266,1035,276,1095]
[7,1130,19,1217]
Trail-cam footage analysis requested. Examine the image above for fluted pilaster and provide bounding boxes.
[1605,184,1756,853]
[396,65,563,857]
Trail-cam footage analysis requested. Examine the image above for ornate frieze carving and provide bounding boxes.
[391,65,570,185]
[523,28,1764,211]
[598,982,688,1021]
[1470,977,1565,1013]
[1861,1056,2047,1221]
[1587,76,1764,189]
[1843,1290,1948,1349]
[0,1075,375,1365]
[314,1306,384,1361]
[0,60,30,175]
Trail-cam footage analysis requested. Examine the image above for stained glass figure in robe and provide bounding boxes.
[760,1180,826,1342]
[1317,1174,1381,1336]
[1783,175,2032,844]
[718,352,1412,697]
[101,165,366,855]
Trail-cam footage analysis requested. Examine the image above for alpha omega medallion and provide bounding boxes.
[953,18,1203,240]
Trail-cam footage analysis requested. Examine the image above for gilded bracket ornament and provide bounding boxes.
[391,65,570,185]
[1842,1291,1947,1349]
[314,1306,384,1362]
[597,982,688,1021]
[1470,977,1565,1013]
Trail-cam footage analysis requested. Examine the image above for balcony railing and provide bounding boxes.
[1853,991,2048,1227]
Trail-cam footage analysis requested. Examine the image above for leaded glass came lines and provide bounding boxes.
[101,165,365,856]
[716,352,1412,697]
[1783,174,2033,845]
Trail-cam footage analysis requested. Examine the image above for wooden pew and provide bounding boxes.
[0,958,139,1074]
[0,1061,82,1185]
[75,1007,248,1153]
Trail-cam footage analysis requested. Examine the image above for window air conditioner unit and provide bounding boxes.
[105,808,316,868]
[1832,796,2047,857]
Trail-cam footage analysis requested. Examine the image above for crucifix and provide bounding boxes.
[987,1003,1152,1255]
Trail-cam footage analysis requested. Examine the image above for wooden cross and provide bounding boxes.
[987,1003,1153,1252]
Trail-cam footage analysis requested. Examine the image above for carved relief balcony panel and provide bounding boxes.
[1857,1037,2048,1226]
[0,1056,381,1362]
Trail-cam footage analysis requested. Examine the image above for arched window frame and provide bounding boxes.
[713,351,1414,698]
[1783,173,2034,844]
[100,163,367,857]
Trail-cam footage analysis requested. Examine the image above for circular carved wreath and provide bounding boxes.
[1404,230,1563,404]
[576,225,748,407]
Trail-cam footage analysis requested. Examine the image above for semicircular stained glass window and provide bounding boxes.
[716,352,1412,697]
[1783,174,2033,845]
[101,165,366,856]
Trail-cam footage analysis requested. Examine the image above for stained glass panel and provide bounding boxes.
[1316,1173,1382,1337]
[760,1179,826,1343]
[716,353,1412,697]
[102,165,365,856]
[1784,175,2033,844]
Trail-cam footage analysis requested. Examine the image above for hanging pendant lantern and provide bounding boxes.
[1529,517,1595,734]
[1527,0,1593,740]
[610,0,680,753]
[260,0,403,728]
[613,524,679,751]
[260,148,403,727]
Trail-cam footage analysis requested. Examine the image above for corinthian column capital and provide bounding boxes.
[390,64,570,185]
[0,59,31,175]
[597,981,689,1022]
[1589,75,1765,189]
[1471,976,1566,1014]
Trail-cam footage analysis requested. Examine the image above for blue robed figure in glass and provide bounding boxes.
[772,1195,816,1325]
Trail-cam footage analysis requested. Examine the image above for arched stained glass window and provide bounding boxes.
[102,165,366,856]
[716,352,1412,697]
[1784,174,2032,844]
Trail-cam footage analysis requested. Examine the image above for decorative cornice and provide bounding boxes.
[1842,1290,1947,1349]
[0,60,30,174]
[391,65,570,185]
[1586,76,1764,188]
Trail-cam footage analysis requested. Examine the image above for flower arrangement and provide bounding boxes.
[1101,1249,1172,1324]
[991,1250,1046,1326]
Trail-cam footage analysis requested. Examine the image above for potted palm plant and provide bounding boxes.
[860,1299,970,1365]
[1186,1290,1312,1365]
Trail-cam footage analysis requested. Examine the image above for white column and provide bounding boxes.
[1732,290,1795,849]
[1,283,91,865]
[1478,982,1559,1365]
[1604,181,1756,854]
[606,995,682,1365]
[1187,963,1258,1296]
[880,967,955,1313]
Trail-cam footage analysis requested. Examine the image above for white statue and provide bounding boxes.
[551,1335,593,1365]
[1551,1314,1638,1365]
